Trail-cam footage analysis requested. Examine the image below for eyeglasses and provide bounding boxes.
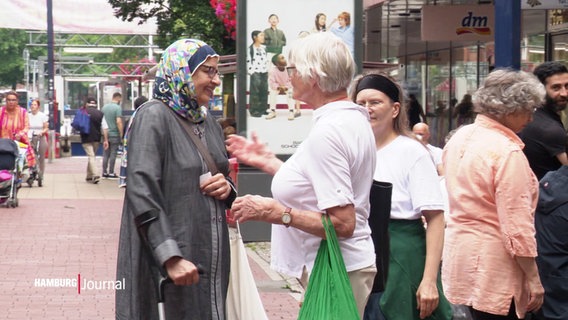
[286,66,296,77]
[201,64,220,78]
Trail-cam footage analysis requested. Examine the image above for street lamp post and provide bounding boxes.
[47,0,58,162]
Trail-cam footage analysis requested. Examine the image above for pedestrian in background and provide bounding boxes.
[407,93,425,129]
[443,69,545,319]
[534,166,568,320]
[352,73,451,320]
[27,98,49,184]
[227,32,377,319]
[413,122,444,176]
[453,94,475,126]
[80,97,108,184]
[518,61,568,180]
[0,91,36,176]
[101,92,123,179]
[115,38,236,320]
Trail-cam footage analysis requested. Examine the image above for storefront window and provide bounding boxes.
[551,33,568,62]
[451,45,479,129]
[426,49,450,147]
[522,34,546,71]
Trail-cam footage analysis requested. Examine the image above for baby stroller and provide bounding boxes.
[0,138,21,208]
[26,133,43,187]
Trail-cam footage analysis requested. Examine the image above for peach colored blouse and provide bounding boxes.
[442,115,538,318]
[0,106,29,142]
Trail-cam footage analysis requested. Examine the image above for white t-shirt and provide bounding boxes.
[427,143,443,166]
[28,111,49,137]
[270,101,376,278]
[374,135,444,220]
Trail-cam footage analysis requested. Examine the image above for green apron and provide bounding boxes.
[379,219,452,320]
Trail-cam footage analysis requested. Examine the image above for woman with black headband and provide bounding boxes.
[351,73,452,320]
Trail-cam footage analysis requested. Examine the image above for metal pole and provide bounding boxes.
[47,0,56,162]
[494,0,521,70]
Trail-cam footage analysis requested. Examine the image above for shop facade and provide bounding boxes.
[364,0,568,146]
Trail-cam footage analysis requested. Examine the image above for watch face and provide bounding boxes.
[282,213,291,224]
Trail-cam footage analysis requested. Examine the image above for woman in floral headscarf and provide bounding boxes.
[115,39,236,320]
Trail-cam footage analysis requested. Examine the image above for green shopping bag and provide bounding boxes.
[298,215,360,320]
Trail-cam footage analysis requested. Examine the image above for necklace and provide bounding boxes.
[193,123,204,138]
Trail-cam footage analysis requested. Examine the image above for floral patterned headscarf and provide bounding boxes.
[152,39,219,123]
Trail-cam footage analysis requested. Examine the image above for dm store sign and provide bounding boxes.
[422,5,494,42]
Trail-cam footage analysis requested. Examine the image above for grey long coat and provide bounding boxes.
[116,100,231,320]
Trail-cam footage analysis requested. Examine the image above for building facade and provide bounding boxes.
[364,0,568,146]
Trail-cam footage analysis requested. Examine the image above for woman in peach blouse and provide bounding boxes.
[442,69,545,319]
[1,91,35,167]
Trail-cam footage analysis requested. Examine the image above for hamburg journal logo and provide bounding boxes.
[456,11,491,36]
[34,274,125,294]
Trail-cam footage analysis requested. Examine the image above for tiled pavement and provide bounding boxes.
[0,156,301,319]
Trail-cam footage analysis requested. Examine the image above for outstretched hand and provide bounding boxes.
[226,132,276,172]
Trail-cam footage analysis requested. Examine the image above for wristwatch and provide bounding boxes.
[282,207,292,228]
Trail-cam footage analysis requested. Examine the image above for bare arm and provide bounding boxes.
[515,256,544,312]
[231,195,356,238]
[288,204,356,239]
[42,121,49,135]
[103,128,109,150]
[556,152,568,166]
[416,210,445,319]
[116,117,124,139]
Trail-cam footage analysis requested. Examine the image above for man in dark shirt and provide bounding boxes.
[535,166,568,320]
[80,97,108,184]
[519,61,568,180]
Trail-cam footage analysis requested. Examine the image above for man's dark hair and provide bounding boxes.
[533,61,568,85]
[134,96,148,109]
[86,96,96,105]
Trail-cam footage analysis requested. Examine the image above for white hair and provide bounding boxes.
[287,32,355,93]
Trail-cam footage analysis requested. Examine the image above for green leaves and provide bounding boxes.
[108,0,235,55]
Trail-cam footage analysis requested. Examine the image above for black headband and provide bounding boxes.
[356,75,400,103]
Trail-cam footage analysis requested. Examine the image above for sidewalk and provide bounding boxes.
[0,156,301,319]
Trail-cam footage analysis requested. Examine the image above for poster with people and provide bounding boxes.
[241,0,358,155]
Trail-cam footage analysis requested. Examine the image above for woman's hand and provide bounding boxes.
[525,271,545,312]
[164,256,200,286]
[231,195,277,224]
[226,132,280,175]
[200,173,232,200]
[416,279,439,319]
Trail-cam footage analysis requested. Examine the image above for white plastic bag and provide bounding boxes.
[226,223,269,320]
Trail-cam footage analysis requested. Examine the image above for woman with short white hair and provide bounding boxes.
[227,32,377,318]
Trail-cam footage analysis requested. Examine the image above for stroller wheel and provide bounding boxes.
[27,177,34,188]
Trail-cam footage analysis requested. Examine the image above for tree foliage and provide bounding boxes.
[108,0,236,55]
[0,29,42,89]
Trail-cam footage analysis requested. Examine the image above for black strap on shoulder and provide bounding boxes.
[164,105,219,175]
